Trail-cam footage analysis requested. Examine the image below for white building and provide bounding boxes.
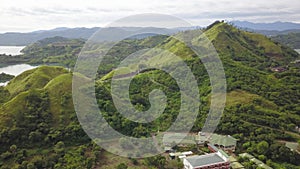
[183,151,230,169]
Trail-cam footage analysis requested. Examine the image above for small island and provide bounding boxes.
[0,72,14,83]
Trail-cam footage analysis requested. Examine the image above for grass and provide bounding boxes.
[226,90,266,106]
[44,73,74,123]
[0,66,73,128]
[97,151,148,169]
[6,66,68,96]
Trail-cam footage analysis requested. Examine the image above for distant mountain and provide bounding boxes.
[256,29,300,36]
[232,21,300,31]
[229,21,300,37]
[0,27,99,46]
[0,27,184,46]
[2,21,300,46]
[31,27,71,33]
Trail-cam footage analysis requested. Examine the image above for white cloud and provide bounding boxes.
[0,0,300,32]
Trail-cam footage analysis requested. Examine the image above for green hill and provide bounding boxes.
[204,21,298,69]
[0,66,95,168]
[0,66,74,135]
[0,22,299,169]
[21,36,84,67]
[6,66,68,97]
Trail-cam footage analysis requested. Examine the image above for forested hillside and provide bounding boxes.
[0,21,299,169]
[272,32,300,49]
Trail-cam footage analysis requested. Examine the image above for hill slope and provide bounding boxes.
[205,21,299,69]
[94,21,300,167]
[272,32,300,49]
[0,22,299,168]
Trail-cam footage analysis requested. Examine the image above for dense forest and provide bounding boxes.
[0,21,299,168]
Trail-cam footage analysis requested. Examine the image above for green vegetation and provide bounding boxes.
[272,32,300,49]
[0,73,14,83]
[21,36,84,68]
[205,21,298,70]
[0,36,84,68]
[0,21,299,168]
[94,21,300,168]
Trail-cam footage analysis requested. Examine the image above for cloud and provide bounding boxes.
[0,0,299,32]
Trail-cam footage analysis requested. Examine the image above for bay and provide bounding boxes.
[0,46,26,56]
[0,64,37,86]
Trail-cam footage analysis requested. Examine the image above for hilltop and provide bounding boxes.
[204,21,298,70]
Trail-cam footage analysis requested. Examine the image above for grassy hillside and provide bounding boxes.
[204,21,299,70]
[0,66,73,134]
[6,66,68,97]
[0,22,299,168]
[0,66,97,168]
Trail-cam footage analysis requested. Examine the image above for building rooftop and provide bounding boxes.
[208,143,219,152]
[185,152,227,168]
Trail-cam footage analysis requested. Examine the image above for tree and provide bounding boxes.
[27,163,36,169]
[257,141,269,155]
[145,155,166,169]
[258,155,266,162]
[116,163,128,169]
[130,158,138,165]
[9,145,17,154]
[242,142,251,149]
[54,141,65,156]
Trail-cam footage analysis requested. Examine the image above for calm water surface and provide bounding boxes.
[0,46,26,55]
[0,64,37,86]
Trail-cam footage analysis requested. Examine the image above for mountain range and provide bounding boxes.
[231,21,300,31]
[0,27,179,46]
[1,21,300,46]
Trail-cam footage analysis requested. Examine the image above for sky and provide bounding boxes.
[0,0,300,33]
